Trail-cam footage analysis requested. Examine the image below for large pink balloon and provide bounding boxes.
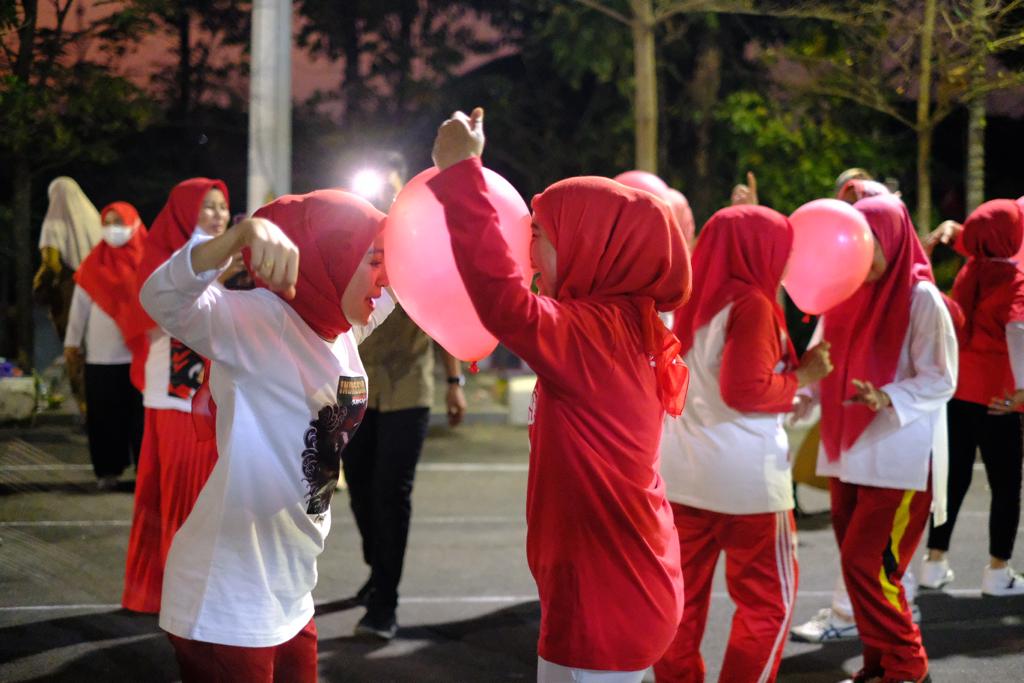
[784,198,874,315]
[664,188,695,246]
[383,167,533,361]
[614,170,670,198]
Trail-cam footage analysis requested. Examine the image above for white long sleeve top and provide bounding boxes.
[814,281,958,525]
[661,304,795,514]
[63,284,132,364]
[141,234,394,647]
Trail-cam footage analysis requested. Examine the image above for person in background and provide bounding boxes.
[33,177,103,411]
[140,188,393,683]
[121,178,228,614]
[430,107,689,683]
[342,151,467,640]
[657,205,833,683]
[63,202,147,490]
[922,199,1024,596]
[808,195,957,683]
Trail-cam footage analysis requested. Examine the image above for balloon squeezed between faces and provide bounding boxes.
[384,167,872,362]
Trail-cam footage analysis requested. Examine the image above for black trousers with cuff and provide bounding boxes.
[928,398,1024,561]
[343,407,431,616]
[84,363,145,479]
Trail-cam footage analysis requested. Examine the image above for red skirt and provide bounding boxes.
[122,408,218,613]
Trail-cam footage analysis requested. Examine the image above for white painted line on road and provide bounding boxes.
[0,516,523,528]
[0,520,131,527]
[0,464,92,472]
[0,462,527,473]
[1,588,986,613]
[417,463,528,472]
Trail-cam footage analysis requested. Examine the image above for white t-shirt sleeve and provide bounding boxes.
[352,289,396,346]
[882,283,959,427]
[64,285,90,348]
[140,234,285,373]
[1007,321,1024,390]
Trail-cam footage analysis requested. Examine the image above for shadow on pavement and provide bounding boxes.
[0,609,176,682]
[318,601,540,682]
[780,592,1024,681]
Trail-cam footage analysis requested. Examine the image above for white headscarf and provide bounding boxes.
[37,177,102,269]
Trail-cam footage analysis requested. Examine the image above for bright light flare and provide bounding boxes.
[351,169,385,200]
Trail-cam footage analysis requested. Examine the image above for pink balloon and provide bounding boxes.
[664,189,695,246]
[614,170,670,198]
[783,198,875,315]
[383,167,533,362]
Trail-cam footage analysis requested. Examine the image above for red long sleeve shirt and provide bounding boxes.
[428,159,683,670]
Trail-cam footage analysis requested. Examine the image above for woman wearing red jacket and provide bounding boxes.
[923,199,1024,596]
[429,108,689,682]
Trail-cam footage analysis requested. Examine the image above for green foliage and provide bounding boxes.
[0,63,153,171]
[715,90,906,213]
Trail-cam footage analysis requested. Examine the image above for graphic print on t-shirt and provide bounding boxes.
[168,338,205,399]
[301,376,368,516]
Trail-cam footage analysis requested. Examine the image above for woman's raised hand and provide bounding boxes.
[432,107,486,171]
[243,218,299,300]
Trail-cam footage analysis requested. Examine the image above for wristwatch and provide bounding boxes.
[447,375,466,387]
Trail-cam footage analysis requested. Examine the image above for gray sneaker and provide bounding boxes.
[791,607,858,642]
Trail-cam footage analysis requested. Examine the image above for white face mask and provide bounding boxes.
[102,225,134,248]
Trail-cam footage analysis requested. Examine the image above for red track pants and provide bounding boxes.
[168,618,317,683]
[831,479,931,681]
[655,504,798,683]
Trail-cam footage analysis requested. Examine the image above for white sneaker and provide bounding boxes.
[919,557,954,589]
[790,607,858,642]
[981,565,1024,596]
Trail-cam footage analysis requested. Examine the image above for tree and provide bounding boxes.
[778,0,1024,228]
[1,0,151,366]
[570,0,859,174]
[296,1,501,132]
[98,0,252,120]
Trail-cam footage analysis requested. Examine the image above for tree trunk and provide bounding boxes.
[175,6,192,120]
[12,160,34,369]
[966,99,985,214]
[689,26,721,224]
[965,0,987,213]
[630,0,658,173]
[915,0,937,232]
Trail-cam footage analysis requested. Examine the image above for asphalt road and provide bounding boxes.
[1,418,1022,682]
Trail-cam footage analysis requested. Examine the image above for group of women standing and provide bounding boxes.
[34,104,1024,683]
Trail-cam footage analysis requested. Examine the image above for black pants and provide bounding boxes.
[84,363,145,478]
[342,407,430,614]
[928,398,1024,560]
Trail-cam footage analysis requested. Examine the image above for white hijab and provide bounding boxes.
[37,177,102,269]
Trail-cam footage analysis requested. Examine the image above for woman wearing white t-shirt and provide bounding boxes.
[140,189,392,683]
[657,206,833,683]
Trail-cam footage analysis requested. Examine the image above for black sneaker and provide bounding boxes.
[354,578,373,607]
[354,609,398,640]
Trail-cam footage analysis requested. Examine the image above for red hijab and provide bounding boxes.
[74,202,148,342]
[673,205,796,365]
[531,177,692,415]
[838,179,891,203]
[952,199,1024,348]
[249,190,385,340]
[821,194,933,461]
[125,178,229,390]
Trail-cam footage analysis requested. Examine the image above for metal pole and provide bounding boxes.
[248,0,292,215]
